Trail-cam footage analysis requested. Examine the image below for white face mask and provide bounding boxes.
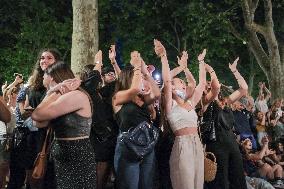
[175,89,186,100]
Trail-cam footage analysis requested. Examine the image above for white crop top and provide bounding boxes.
[167,100,198,133]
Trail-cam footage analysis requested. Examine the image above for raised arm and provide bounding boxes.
[248,138,269,161]
[93,50,103,74]
[227,57,248,105]
[170,53,185,78]
[0,96,11,123]
[179,51,197,99]
[109,45,121,77]
[263,83,271,101]
[257,82,264,101]
[154,39,172,115]
[112,51,143,107]
[140,59,160,105]
[190,49,207,107]
[203,63,221,106]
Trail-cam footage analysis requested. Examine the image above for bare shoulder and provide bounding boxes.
[60,90,90,104]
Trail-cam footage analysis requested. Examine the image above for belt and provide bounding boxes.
[55,136,89,141]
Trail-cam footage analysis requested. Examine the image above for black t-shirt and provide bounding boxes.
[82,70,116,124]
[115,102,151,132]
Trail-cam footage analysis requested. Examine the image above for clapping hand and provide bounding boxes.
[198,49,206,62]
[109,45,116,63]
[177,51,188,69]
[95,50,103,65]
[130,51,142,68]
[154,39,166,57]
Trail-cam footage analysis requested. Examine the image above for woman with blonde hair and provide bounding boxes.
[154,39,206,189]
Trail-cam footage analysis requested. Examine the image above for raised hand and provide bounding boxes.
[15,75,24,84]
[229,57,239,72]
[95,50,103,65]
[198,49,206,62]
[109,45,116,63]
[147,65,155,75]
[204,63,213,73]
[177,51,188,69]
[130,51,141,68]
[258,82,264,89]
[154,39,166,57]
[140,58,148,75]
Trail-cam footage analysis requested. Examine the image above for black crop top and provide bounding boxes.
[115,102,151,132]
[51,112,92,138]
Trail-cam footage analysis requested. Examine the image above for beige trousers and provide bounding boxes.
[170,134,204,189]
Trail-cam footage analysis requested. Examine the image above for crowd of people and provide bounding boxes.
[0,40,284,189]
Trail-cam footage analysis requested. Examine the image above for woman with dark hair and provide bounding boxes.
[80,48,119,189]
[32,62,96,189]
[8,48,61,189]
[201,57,248,189]
[112,51,160,189]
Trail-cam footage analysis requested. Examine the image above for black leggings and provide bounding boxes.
[205,132,247,189]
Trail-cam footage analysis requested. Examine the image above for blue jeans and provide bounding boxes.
[114,136,156,189]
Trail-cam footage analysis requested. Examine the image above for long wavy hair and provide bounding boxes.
[114,66,134,94]
[29,48,62,91]
[159,90,174,136]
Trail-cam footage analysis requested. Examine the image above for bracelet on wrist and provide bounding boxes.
[232,70,238,73]
[210,70,215,74]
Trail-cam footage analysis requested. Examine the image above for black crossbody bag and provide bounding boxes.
[121,121,159,160]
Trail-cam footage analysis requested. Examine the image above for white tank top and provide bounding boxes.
[167,100,198,133]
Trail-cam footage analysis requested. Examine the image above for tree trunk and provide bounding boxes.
[71,0,99,74]
[267,63,284,100]
[241,0,284,101]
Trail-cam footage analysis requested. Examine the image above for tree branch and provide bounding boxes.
[251,0,259,16]
[241,0,253,25]
[251,22,267,36]
[263,0,273,27]
[228,20,245,41]
[247,32,270,73]
[163,38,180,53]
[169,19,181,52]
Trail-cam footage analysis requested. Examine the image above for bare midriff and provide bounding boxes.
[174,127,198,136]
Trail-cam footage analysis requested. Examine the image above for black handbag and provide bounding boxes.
[199,102,216,143]
[121,121,159,160]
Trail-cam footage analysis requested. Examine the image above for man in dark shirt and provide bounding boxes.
[233,98,257,149]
